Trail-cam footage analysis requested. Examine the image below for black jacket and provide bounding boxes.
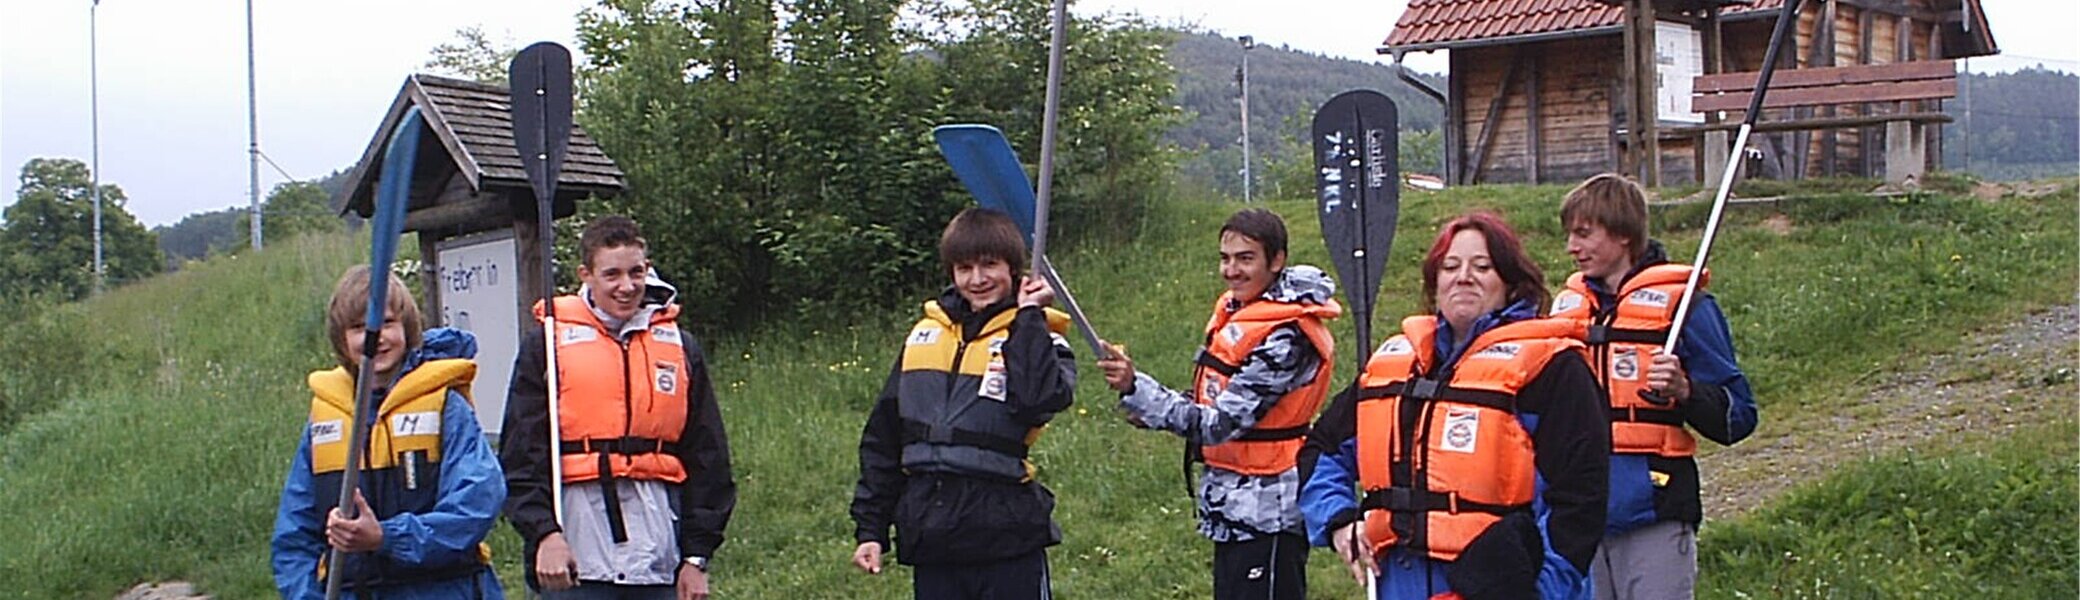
[850,289,1077,565]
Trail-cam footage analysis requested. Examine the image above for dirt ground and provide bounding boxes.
[1700,303,2079,520]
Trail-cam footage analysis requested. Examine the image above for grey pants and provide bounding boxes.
[1592,520,1697,600]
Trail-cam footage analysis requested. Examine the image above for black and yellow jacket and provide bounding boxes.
[850,288,1077,566]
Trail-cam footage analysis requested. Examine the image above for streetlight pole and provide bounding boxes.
[91,0,104,293]
[247,0,262,250]
[1239,35,1254,202]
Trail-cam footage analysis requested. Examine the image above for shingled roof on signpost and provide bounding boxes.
[335,73,625,236]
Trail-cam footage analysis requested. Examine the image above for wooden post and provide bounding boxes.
[1526,51,1543,185]
[1818,0,1838,177]
[1701,7,1725,185]
[1628,0,1661,186]
[513,195,549,337]
[1451,55,1469,185]
[420,234,442,326]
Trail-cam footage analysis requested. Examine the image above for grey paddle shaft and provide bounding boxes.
[1037,255,1107,360]
[1032,0,1068,267]
[1661,0,1804,355]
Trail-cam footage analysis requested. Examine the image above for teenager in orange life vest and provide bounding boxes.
[1550,174,1757,600]
[499,216,736,600]
[1299,212,1609,600]
[1096,208,1339,600]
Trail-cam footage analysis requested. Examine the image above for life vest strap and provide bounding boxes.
[901,420,1029,459]
[559,436,681,457]
[1586,324,1667,346]
[1358,380,1518,413]
[1609,406,1686,426]
[1233,424,1310,442]
[1194,349,1241,377]
[1360,486,1525,516]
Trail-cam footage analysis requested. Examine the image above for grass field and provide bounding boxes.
[0,179,2072,598]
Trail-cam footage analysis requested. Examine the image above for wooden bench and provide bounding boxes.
[1682,60,1956,183]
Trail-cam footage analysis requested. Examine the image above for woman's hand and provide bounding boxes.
[1330,520,1376,587]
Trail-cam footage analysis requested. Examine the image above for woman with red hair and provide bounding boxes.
[1300,213,1609,600]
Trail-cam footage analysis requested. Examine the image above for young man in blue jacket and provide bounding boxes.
[1548,174,1758,600]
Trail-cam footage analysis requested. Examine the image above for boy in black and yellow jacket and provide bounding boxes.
[849,208,1078,600]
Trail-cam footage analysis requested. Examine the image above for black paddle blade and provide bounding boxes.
[509,42,575,218]
[1312,89,1401,357]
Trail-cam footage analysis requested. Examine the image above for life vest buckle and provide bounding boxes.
[1586,324,1610,345]
[927,423,954,444]
[1406,379,1442,400]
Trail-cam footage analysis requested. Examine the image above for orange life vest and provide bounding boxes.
[1353,316,1581,561]
[1550,265,1705,458]
[1190,291,1341,475]
[537,295,691,484]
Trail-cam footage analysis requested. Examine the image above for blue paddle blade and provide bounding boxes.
[367,106,425,330]
[932,124,1037,246]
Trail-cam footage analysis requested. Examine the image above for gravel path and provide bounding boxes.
[1700,303,2079,520]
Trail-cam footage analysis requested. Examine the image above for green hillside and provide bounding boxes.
[0,180,2073,598]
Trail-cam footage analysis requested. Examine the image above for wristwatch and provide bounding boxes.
[683,555,710,573]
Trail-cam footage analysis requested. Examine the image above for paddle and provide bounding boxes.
[324,106,425,600]
[1311,90,1403,367]
[508,41,575,521]
[932,124,1108,361]
[1643,0,1806,405]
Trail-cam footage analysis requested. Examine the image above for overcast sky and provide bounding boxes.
[2,0,2073,227]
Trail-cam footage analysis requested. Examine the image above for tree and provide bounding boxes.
[230,181,346,249]
[1,158,162,299]
[572,0,1180,327]
[425,26,519,84]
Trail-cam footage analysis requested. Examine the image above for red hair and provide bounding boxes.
[1418,212,1550,314]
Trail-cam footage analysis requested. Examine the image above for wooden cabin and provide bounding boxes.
[1381,0,1999,186]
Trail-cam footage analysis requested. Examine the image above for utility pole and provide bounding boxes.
[91,0,104,293]
[1239,35,1254,202]
[247,0,262,250]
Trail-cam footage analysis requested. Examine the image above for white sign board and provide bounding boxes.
[435,230,517,435]
[1656,21,1706,124]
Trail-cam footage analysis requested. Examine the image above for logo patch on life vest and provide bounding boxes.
[1552,290,1584,314]
[1611,347,1641,380]
[649,326,682,346]
[1440,407,1479,454]
[1221,323,1244,344]
[1629,288,1671,308]
[980,359,1008,401]
[1200,378,1226,402]
[655,361,680,394]
[906,328,941,346]
[311,419,344,445]
[559,326,599,346]
[1376,337,1413,356]
[390,411,440,437]
[1472,343,1522,359]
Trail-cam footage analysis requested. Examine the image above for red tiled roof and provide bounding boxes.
[1385,0,1784,51]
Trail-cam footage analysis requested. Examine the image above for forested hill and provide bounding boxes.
[1942,66,2080,181]
[1166,29,1446,195]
